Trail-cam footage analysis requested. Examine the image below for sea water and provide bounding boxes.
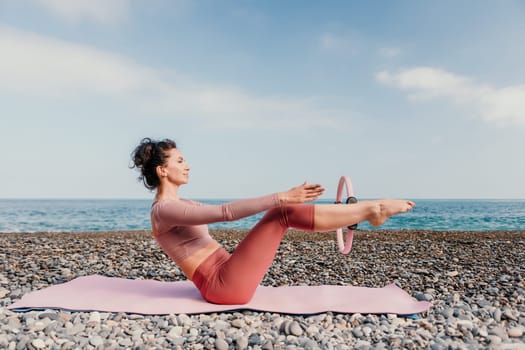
[0,199,524,233]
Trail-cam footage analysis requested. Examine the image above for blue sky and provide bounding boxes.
[1,0,524,199]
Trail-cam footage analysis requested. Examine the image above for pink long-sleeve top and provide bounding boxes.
[151,194,281,277]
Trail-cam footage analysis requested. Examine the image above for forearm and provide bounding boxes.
[220,193,281,221]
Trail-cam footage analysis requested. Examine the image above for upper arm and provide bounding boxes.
[155,200,224,226]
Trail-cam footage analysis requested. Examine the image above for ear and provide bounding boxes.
[156,165,166,178]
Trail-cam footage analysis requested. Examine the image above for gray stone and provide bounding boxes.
[279,320,290,334]
[478,327,489,337]
[38,312,58,321]
[66,323,85,335]
[289,321,303,336]
[503,308,518,321]
[188,328,199,337]
[301,339,319,350]
[414,292,433,301]
[89,335,104,347]
[232,318,245,329]
[362,326,372,337]
[88,311,101,325]
[305,325,319,336]
[128,314,144,320]
[167,326,183,339]
[262,340,274,350]
[170,335,185,346]
[177,314,192,327]
[0,288,10,298]
[487,335,502,345]
[15,337,28,350]
[489,326,508,340]
[215,338,229,350]
[214,319,231,331]
[493,308,502,322]
[430,343,447,350]
[456,319,473,331]
[31,339,46,349]
[508,326,524,338]
[236,335,249,350]
[352,327,363,338]
[118,338,133,347]
[0,334,8,348]
[28,321,47,332]
[248,333,263,345]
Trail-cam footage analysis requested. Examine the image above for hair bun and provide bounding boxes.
[130,138,177,190]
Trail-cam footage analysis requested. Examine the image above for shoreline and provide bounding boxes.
[2,228,525,239]
[1,229,524,348]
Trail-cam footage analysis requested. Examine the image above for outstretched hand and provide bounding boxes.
[278,181,325,205]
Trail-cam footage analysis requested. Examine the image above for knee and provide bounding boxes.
[269,204,314,231]
[263,205,308,229]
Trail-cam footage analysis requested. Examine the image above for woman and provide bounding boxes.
[131,137,415,305]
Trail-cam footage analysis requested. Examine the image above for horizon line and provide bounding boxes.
[1,197,525,201]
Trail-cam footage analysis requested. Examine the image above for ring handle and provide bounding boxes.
[335,176,357,254]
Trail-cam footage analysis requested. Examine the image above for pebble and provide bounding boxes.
[489,326,508,340]
[167,326,183,339]
[38,312,58,321]
[503,308,518,321]
[215,337,229,350]
[88,311,101,325]
[236,335,249,349]
[507,326,523,338]
[1,230,524,349]
[31,339,46,349]
[231,318,245,328]
[494,308,503,322]
[289,321,303,336]
[262,340,274,350]
[352,327,363,338]
[89,335,103,347]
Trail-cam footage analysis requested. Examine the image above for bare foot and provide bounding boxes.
[368,199,415,227]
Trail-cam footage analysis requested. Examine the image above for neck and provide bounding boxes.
[156,184,180,201]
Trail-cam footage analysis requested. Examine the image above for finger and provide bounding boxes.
[305,183,322,190]
[307,191,323,198]
[309,186,324,193]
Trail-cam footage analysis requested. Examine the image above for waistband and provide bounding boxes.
[179,241,222,280]
[191,247,231,291]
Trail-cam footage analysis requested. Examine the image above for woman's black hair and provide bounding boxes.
[130,137,177,190]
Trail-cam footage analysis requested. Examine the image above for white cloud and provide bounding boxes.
[376,67,525,125]
[33,0,130,24]
[0,25,155,96]
[0,25,342,129]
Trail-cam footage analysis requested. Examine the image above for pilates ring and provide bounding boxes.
[335,176,357,254]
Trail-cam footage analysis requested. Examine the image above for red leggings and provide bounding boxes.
[192,204,315,304]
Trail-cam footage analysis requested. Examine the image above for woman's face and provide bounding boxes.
[162,148,190,186]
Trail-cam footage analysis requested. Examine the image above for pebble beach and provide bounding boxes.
[1,229,524,350]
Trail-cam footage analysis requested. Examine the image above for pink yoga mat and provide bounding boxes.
[9,275,431,315]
